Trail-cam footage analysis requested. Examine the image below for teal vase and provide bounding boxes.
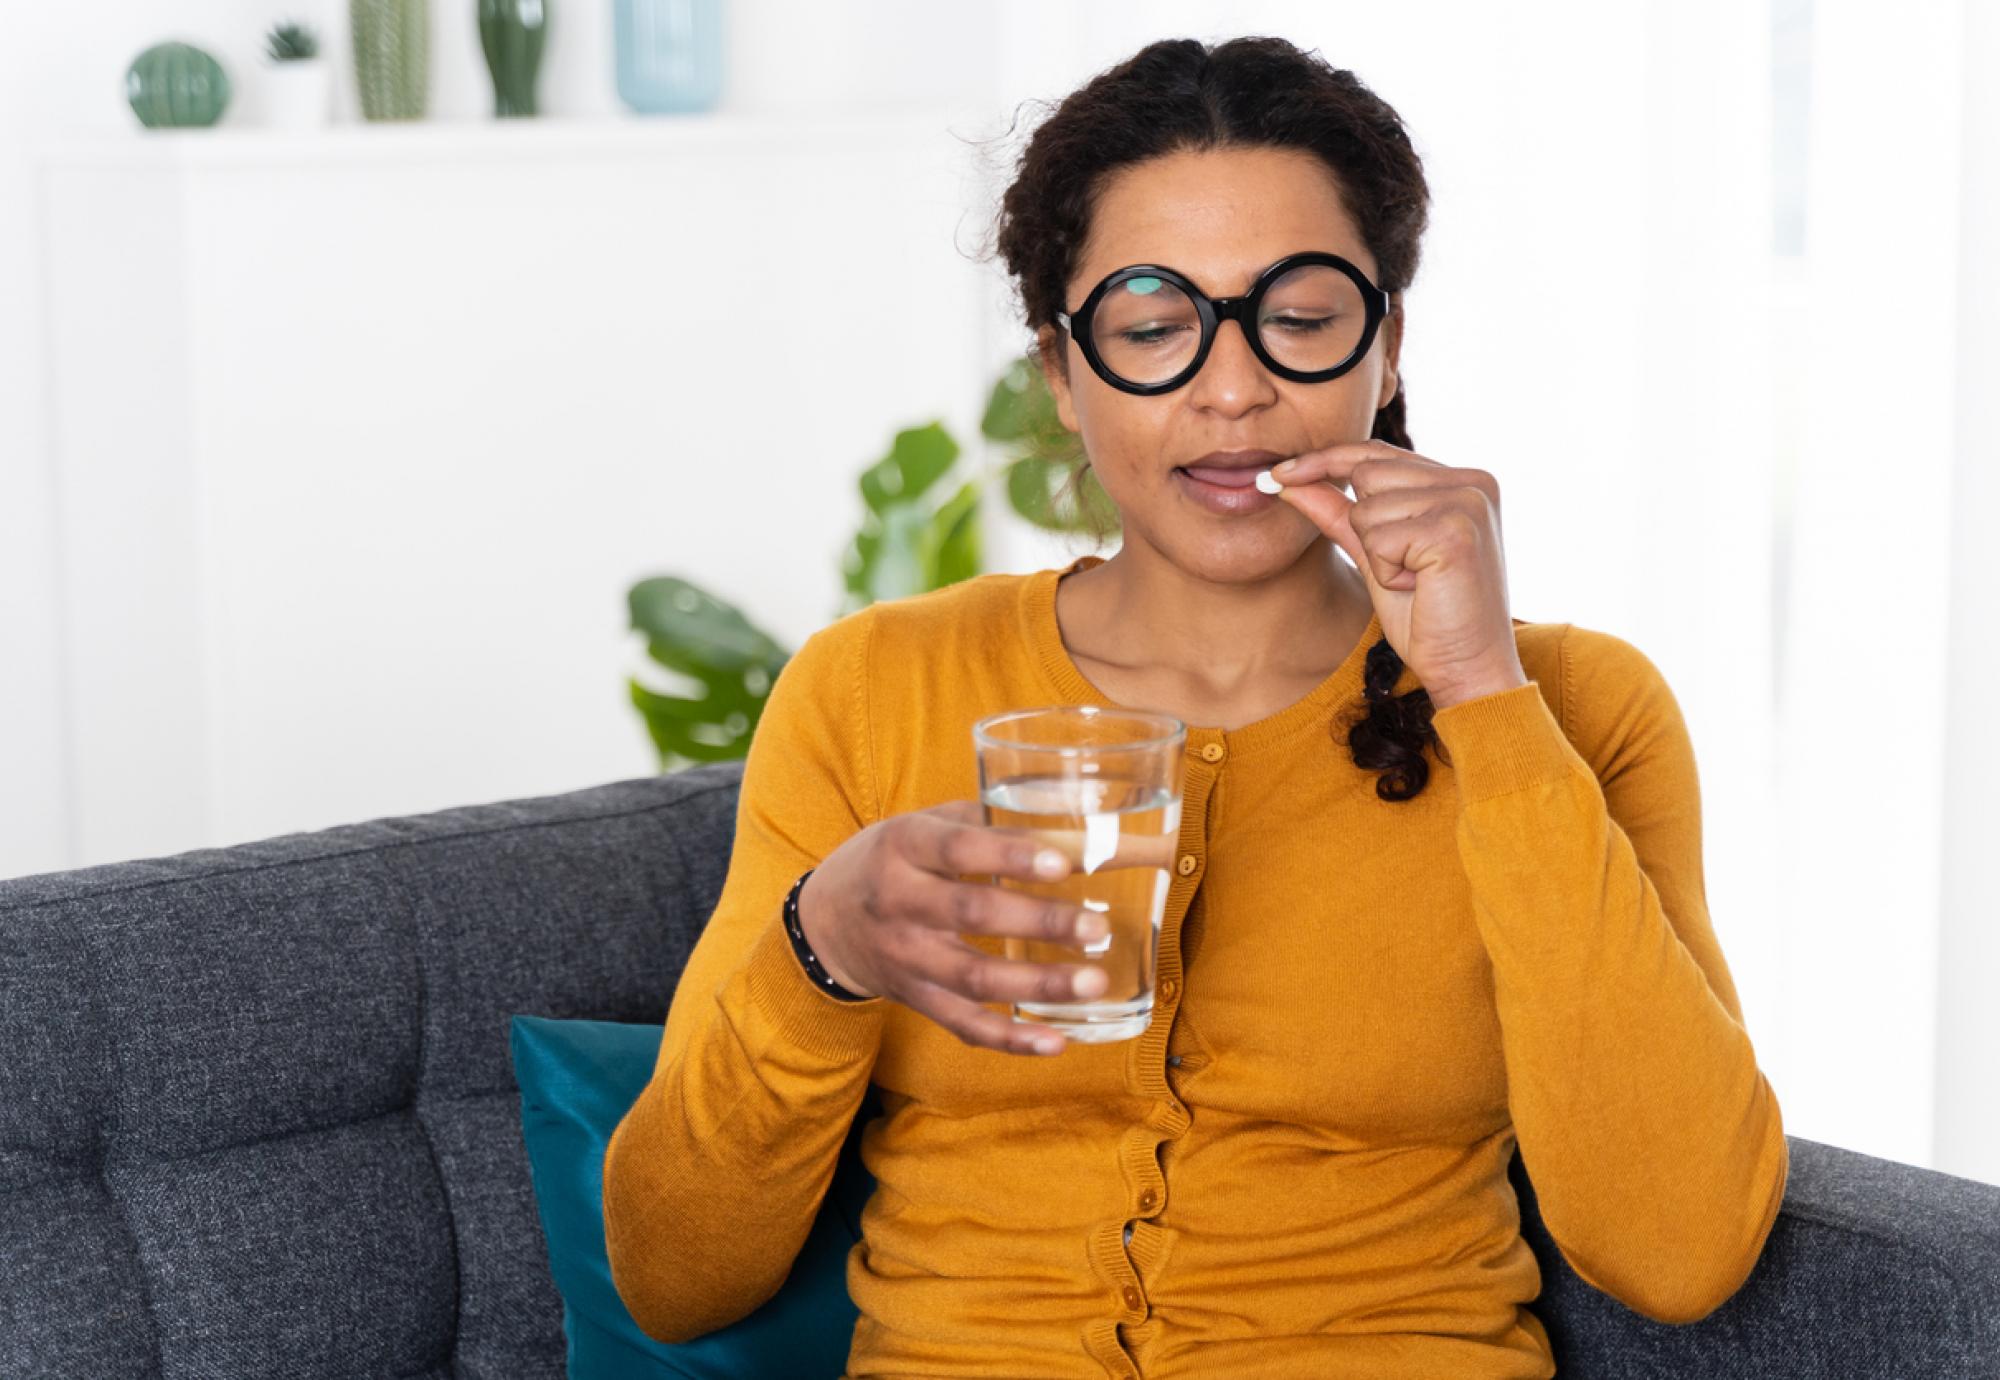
[478,0,549,118]
[125,42,231,129]
[615,0,725,114]
[351,0,429,121]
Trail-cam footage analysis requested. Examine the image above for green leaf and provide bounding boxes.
[1005,454,1064,530]
[629,679,761,766]
[984,351,1108,537]
[921,480,982,588]
[628,680,763,764]
[628,576,789,672]
[981,353,1076,454]
[1003,453,1121,537]
[980,356,1042,441]
[858,422,958,515]
[869,503,931,601]
[626,577,789,771]
[843,524,880,607]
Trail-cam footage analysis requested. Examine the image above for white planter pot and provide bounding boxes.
[264,60,332,129]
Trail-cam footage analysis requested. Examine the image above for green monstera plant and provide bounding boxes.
[628,353,1119,771]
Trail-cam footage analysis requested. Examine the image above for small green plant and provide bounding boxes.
[265,21,320,62]
[627,354,1120,772]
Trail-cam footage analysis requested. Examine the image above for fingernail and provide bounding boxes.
[1035,849,1068,877]
[1034,1035,1065,1055]
[1075,912,1109,941]
[1271,457,1299,477]
[1073,968,1108,997]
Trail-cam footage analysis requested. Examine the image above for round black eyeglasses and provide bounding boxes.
[1054,251,1392,396]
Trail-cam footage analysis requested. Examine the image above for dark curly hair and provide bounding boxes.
[980,34,1447,801]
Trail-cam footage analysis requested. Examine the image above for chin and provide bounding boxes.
[1164,532,1308,582]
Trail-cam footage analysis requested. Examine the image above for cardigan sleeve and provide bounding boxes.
[603,606,890,1345]
[1426,624,1789,1326]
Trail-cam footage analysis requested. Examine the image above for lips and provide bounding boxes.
[1181,466,1260,488]
[1179,448,1283,488]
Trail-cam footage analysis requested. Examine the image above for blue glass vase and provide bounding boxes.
[614,0,724,114]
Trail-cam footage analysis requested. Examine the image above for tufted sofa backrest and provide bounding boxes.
[0,765,745,1380]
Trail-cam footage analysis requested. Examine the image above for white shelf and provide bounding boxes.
[36,104,988,168]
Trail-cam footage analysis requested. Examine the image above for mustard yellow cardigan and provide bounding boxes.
[605,552,1788,1379]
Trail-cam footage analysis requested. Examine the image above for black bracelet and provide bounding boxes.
[782,867,874,1002]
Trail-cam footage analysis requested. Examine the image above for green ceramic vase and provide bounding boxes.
[126,42,231,129]
[351,0,430,121]
[478,0,549,118]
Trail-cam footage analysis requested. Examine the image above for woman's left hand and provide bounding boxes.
[1268,440,1528,711]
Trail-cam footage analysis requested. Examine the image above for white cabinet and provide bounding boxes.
[37,114,1024,865]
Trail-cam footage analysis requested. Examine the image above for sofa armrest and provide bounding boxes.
[1512,1135,2000,1377]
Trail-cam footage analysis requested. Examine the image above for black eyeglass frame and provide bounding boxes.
[1054,251,1393,397]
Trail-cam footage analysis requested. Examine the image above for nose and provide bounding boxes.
[1185,315,1278,414]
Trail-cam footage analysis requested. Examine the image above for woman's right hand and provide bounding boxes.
[795,800,1111,1057]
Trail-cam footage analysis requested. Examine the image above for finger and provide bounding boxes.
[905,973,1078,1055]
[902,809,1075,886]
[1352,514,1455,591]
[925,799,986,825]
[918,803,1174,873]
[1347,486,1448,529]
[1349,491,1495,578]
[1010,826,1176,875]
[903,933,1108,1006]
[1271,440,1447,495]
[895,867,1109,946]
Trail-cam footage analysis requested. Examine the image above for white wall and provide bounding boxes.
[1936,0,2000,1188]
[39,115,1014,863]
[6,0,1996,1184]
[1776,0,1965,1178]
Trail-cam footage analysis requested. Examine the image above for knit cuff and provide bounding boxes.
[731,903,888,1063]
[1429,680,1584,804]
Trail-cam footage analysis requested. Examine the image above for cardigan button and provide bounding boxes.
[1159,979,1178,1001]
[1199,741,1225,763]
[1176,853,1198,877]
[1138,1188,1159,1210]
[1122,1285,1144,1311]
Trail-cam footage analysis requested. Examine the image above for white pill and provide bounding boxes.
[1254,468,1284,495]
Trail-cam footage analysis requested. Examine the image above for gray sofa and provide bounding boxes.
[3,762,1997,1379]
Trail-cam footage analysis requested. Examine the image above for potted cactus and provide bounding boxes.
[351,0,430,121]
[263,20,330,129]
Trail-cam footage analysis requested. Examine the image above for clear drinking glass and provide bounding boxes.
[972,706,1186,1044]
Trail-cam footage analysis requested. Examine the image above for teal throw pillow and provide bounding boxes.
[509,1015,881,1379]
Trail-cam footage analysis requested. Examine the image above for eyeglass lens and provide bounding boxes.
[1090,263,1367,387]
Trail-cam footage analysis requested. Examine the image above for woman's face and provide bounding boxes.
[1036,144,1402,582]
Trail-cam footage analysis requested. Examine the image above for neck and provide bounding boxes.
[1066,539,1372,685]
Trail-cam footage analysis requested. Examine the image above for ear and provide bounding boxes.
[1376,296,1403,411]
[1036,325,1081,434]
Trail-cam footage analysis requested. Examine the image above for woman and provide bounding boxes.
[604,35,1788,1379]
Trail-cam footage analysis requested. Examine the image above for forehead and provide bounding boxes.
[1073,145,1376,297]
